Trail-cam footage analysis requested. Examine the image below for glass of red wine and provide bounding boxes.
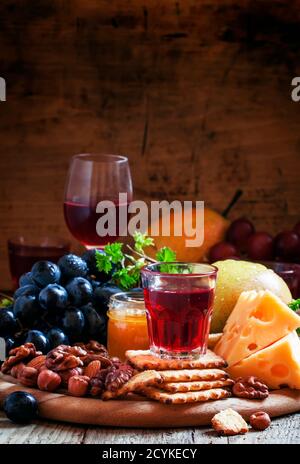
[64,154,133,249]
[141,263,218,359]
[8,236,70,289]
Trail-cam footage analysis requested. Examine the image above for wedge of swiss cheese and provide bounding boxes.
[214,289,300,367]
[227,331,300,389]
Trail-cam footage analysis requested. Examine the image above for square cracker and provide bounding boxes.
[102,370,163,400]
[158,368,229,383]
[125,350,227,371]
[161,378,234,393]
[139,386,231,404]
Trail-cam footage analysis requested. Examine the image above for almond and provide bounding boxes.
[27,355,46,371]
[84,360,101,378]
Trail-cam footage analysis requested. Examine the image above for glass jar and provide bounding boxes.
[107,292,149,360]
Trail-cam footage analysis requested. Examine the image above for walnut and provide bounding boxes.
[233,376,269,400]
[45,347,83,372]
[1,343,38,374]
[105,364,134,392]
[84,340,108,356]
[18,366,38,387]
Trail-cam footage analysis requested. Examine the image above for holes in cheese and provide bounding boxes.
[227,332,300,389]
[247,343,258,351]
[214,290,300,367]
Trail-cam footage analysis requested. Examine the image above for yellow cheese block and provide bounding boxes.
[227,332,300,389]
[214,289,300,366]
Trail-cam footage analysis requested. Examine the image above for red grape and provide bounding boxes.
[274,231,300,261]
[293,222,300,237]
[209,241,239,262]
[246,232,274,261]
[226,217,255,251]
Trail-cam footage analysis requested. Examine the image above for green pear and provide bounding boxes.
[211,259,292,333]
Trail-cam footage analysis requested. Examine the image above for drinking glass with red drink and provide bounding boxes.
[8,236,70,289]
[64,154,133,249]
[141,263,218,359]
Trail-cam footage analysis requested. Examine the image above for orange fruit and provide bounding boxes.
[146,207,229,262]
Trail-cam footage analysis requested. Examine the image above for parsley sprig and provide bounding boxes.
[95,232,177,290]
[288,299,300,335]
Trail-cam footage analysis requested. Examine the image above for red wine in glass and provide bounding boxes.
[64,199,131,247]
[143,287,215,353]
[64,154,133,249]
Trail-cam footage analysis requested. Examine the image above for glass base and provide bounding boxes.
[150,345,207,360]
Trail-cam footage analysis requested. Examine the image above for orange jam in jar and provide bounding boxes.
[107,292,149,360]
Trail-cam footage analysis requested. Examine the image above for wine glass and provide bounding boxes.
[64,154,133,249]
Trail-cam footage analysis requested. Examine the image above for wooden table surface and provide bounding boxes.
[0,411,299,444]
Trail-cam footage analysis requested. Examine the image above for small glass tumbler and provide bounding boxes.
[141,262,218,360]
[8,236,70,289]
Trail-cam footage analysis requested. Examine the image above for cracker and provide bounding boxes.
[211,408,249,436]
[139,386,231,404]
[161,378,234,393]
[158,368,229,383]
[125,350,227,371]
[102,370,162,400]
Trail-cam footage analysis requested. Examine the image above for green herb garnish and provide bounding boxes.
[0,298,12,308]
[95,233,177,290]
[288,299,300,335]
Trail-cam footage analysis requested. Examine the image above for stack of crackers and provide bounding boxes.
[103,349,234,404]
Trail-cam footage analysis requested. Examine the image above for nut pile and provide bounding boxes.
[1,341,134,398]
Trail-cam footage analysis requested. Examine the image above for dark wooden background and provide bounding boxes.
[0,0,300,289]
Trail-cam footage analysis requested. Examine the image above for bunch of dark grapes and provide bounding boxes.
[209,218,300,264]
[0,250,124,356]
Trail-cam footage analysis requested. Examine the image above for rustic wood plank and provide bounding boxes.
[0,411,87,444]
[228,414,300,444]
[0,0,300,288]
[0,409,300,444]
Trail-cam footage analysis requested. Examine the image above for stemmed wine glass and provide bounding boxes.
[64,154,133,249]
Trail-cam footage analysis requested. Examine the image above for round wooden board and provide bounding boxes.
[0,374,300,428]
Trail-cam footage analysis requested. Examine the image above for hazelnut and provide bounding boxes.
[59,367,83,387]
[68,375,90,397]
[249,411,271,431]
[10,362,26,378]
[37,369,61,392]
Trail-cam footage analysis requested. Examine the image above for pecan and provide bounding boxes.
[105,364,134,392]
[18,366,38,387]
[1,343,38,374]
[45,347,83,372]
[233,376,269,400]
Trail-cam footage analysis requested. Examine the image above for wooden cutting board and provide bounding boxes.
[1,374,300,428]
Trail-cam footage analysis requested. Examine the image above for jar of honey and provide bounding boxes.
[107,291,149,360]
